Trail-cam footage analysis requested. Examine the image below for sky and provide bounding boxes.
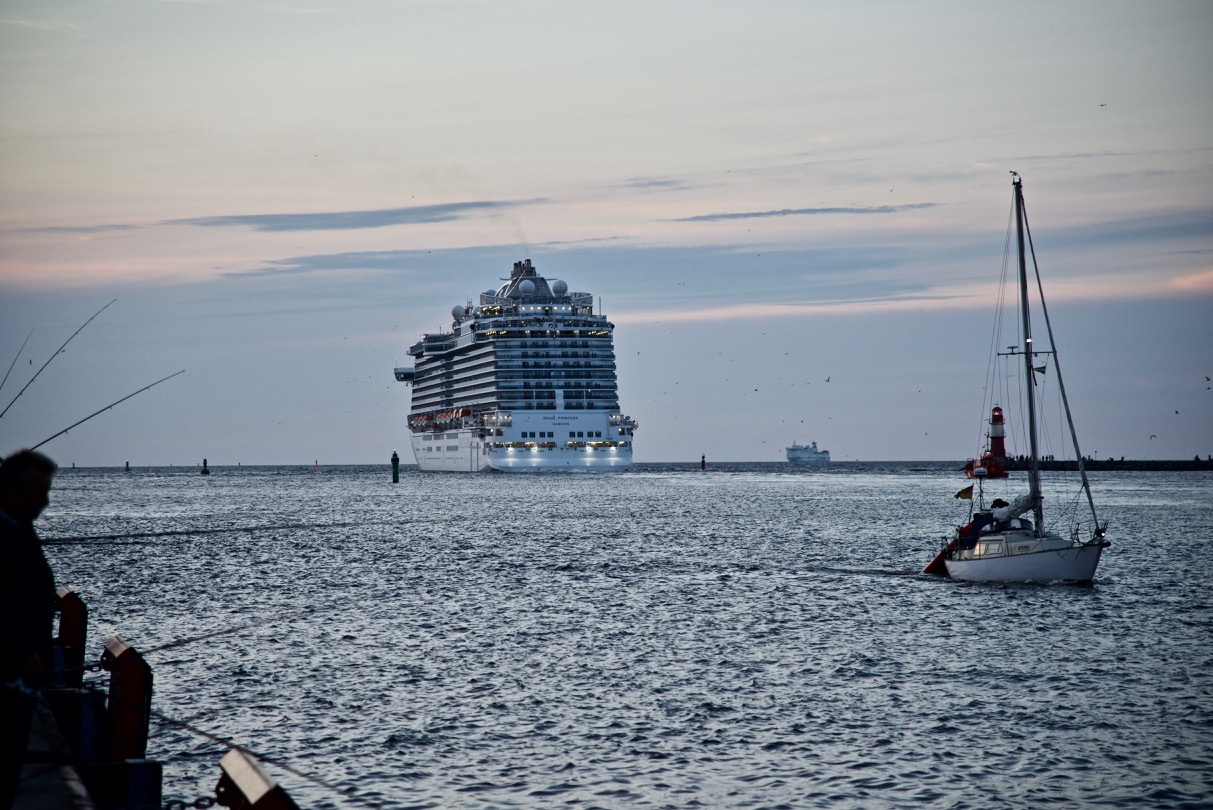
[1,0,1211,466]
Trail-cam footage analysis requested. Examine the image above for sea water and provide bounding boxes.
[40,463,1213,808]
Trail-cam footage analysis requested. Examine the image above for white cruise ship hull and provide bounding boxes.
[411,413,632,473]
[410,429,493,472]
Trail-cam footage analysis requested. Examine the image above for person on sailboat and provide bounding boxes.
[958,494,1037,547]
[959,511,995,548]
[990,493,1036,530]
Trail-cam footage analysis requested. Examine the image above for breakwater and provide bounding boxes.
[1003,457,1213,472]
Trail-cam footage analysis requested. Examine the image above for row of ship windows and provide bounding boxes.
[478,332,611,342]
[422,443,629,452]
[410,402,619,413]
[411,393,619,405]
[482,339,611,351]
[413,367,618,381]
[499,403,618,411]
[518,430,604,438]
[513,351,606,358]
[409,383,616,397]
[413,332,611,352]
[411,394,619,408]
[412,368,617,382]
[485,442,629,450]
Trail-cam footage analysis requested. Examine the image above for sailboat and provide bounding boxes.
[924,173,1108,583]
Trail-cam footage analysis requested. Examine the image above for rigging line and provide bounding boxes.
[42,518,403,545]
[0,328,35,395]
[31,370,185,451]
[150,709,385,810]
[978,202,1016,452]
[0,299,116,422]
[1021,200,1100,530]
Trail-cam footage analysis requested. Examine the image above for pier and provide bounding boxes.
[1002,457,1213,472]
[11,588,299,810]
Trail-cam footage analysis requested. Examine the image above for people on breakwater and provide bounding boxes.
[0,449,58,810]
[1002,455,1213,471]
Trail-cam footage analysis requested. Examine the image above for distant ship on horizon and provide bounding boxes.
[786,440,830,464]
[394,259,637,472]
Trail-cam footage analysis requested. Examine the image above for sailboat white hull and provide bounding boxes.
[945,542,1105,583]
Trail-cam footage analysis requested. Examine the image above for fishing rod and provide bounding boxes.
[141,607,320,654]
[0,328,35,395]
[147,709,385,809]
[0,299,117,421]
[43,518,404,545]
[31,369,185,450]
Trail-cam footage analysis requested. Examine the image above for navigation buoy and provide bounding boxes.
[125,460,130,472]
[700,454,706,471]
[391,450,400,483]
[201,458,210,476]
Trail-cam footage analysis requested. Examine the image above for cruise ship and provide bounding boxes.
[786,441,829,464]
[394,259,638,472]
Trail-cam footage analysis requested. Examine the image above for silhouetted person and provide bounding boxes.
[0,449,57,809]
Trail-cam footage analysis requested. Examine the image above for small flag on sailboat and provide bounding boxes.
[1032,364,1046,385]
[954,485,974,500]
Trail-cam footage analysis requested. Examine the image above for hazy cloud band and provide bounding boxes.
[676,203,939,222]
[173,199,543,232]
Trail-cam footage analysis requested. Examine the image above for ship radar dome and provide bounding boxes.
[451,305,466,322]
[519,279,536,295]
[551,279,568,296]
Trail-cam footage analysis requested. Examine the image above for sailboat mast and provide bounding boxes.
[1013,174,1044,531]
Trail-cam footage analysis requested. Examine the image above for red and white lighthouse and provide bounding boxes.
[964,405,1009,478]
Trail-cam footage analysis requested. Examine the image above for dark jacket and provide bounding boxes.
[0,511,56,682]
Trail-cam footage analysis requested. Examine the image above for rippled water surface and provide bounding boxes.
[41,463,1213,808]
